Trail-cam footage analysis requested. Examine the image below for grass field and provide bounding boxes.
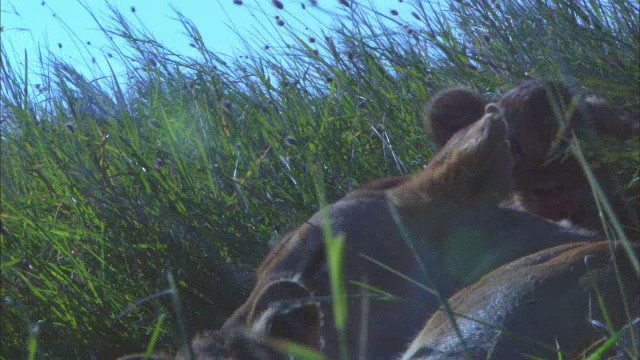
[1,0,639,358]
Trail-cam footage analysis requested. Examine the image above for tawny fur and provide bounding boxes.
[402,241,640,359]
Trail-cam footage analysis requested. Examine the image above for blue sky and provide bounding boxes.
[2,0,403,85]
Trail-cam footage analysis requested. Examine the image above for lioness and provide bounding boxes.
[401,241,640,359]
[195,109,594,359]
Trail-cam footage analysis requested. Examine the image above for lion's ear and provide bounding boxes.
[425,88,487,148]
[248,278,322,350]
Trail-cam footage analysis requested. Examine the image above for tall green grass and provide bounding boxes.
[1,0,638,358]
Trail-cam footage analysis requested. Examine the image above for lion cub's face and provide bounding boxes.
[426,80,635,226]
[497,81,587,220]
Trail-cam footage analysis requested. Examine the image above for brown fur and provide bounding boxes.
[210,112,594,359]
[401,241,640,359]
[351,175,410,193]
[426,80,639,236]
[425,87,487,148]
